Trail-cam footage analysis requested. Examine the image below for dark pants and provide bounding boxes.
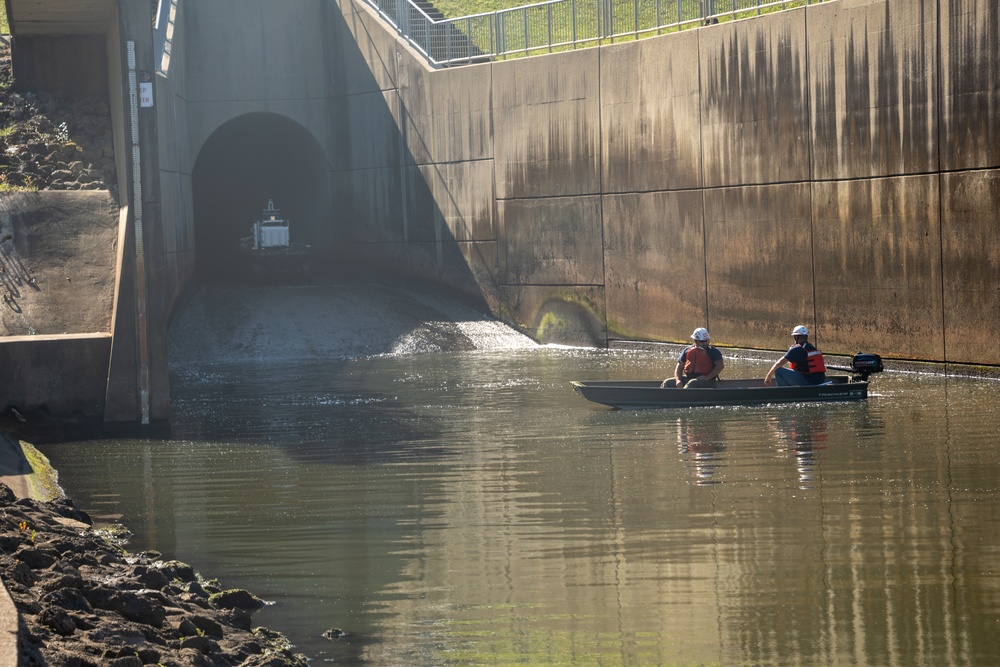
[661,376,718,389]
[774,368,825,386]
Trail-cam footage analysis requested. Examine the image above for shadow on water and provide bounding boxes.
[168,359,456,467]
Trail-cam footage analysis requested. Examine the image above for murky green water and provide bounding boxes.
[39,346,1000,666]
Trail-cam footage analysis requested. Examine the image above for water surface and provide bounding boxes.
[38,285,1000,667]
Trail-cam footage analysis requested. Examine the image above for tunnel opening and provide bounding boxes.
[192,113,331,283]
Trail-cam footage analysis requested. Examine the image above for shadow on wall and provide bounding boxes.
[189,73,487,304]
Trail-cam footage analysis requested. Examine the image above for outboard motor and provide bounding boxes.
[850,353,884,381]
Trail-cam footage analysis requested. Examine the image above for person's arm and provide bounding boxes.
[673,360,685,386]
[704,357,725,381]
[764,357,787,386]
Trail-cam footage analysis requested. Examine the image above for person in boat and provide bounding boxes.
[764,325,827,386]
[661,327,725,388]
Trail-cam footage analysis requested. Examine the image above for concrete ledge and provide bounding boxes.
[0,334,112,419]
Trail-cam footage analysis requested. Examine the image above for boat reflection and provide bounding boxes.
[768,411,829,489]
[675,415,727,485]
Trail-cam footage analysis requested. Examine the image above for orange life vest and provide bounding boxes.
[789,344,827,374]
[683,345,715,376]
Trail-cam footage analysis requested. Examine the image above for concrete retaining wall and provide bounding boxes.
[10,35,109,97]
[0,192,119,418]
[0,334,112,417]
[334,0,998,364]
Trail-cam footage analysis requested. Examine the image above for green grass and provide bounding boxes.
[432,0,520,18]
[433,0,821,22]
[0,179,36,193]
[0,3,7,35]
[422,0,827,62]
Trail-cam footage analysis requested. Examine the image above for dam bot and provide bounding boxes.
[237,199,313,280]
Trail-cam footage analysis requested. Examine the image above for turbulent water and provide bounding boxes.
[167,278,537,365]
[39,278,1000,666]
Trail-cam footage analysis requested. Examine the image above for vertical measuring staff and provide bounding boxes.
[127,41,151,424]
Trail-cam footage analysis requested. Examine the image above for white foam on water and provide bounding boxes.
[169,279,537,367]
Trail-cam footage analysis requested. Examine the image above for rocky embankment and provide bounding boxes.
[0,40,117,193]
[0,482,308,666]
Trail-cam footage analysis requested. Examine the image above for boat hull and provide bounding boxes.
[572,376,869,409]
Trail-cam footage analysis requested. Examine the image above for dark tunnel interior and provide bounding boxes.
[191,113,331,282]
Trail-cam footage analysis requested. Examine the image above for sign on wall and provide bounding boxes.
[139,70,153,108]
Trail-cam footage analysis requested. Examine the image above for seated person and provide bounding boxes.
[661,328,725,388]
[764,325,827,386]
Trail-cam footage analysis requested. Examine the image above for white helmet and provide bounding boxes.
[791,325,809,336]
[691,327,711,341]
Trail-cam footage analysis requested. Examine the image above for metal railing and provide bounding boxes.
[363,0,832,67]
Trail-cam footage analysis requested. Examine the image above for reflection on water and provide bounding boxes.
[767,411,829,489]
[676,415,726,485]
[39,348,1000,666]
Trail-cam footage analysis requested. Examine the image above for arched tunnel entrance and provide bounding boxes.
[192,113,331,282]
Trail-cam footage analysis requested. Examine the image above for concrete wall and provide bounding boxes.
[481,0,955,355]
[154,0,195,316]
[147,0,999,389]
[10,35,109,97]
[0,0,157,422]
[0,334,112,418]
[330,0,997,365]
[315,0,492,299]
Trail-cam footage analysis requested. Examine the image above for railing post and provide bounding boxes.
[548,4,553,53]
[571,0,577,47]
[597,0,604,42]
[466,17,473,60]
[496,12,503,59]
[523,7,529,54]
[701,0,717,24]
[398,0,409,38]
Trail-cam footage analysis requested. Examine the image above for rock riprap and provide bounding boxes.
[0,41,117,194]
[0,482,308,666]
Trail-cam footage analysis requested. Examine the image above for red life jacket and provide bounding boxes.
[789,344,827,374]
[683,345,715,376]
